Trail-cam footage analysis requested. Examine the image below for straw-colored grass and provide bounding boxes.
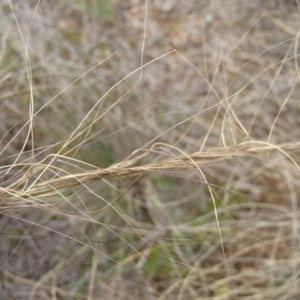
[1,1,300,299]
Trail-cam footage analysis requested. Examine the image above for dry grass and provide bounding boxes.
[1,0,300,299]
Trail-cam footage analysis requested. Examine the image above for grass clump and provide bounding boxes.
[1,1,300,299]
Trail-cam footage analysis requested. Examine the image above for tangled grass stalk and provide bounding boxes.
[1,141,298,210]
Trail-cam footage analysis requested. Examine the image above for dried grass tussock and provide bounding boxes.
[2,0,300,299]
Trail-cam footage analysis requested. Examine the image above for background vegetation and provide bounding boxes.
[1,0,300,299]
